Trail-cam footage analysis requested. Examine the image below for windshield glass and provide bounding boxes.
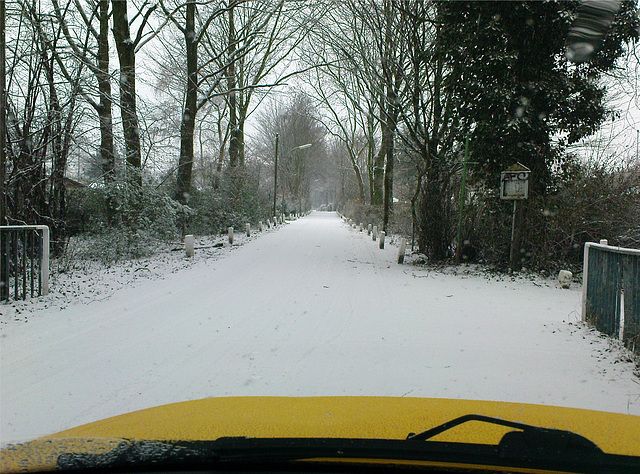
[1,0,639,456]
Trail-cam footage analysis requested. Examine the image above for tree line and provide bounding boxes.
[1,0,639,268]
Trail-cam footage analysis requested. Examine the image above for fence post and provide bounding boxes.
[582,243,590,322]
[185,235,195,257]
[246,223,251,237]
[372,226,378,241]
[397,238,406,264]
[379,231,385,249]
[228,227,234,245]
[41,226,50,296]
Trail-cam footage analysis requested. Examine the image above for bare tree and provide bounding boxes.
[111,0,156,191]
[5,0,85,245]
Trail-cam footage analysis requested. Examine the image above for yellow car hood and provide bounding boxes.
[2,396,639,473]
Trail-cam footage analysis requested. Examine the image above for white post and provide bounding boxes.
[259,221,264,232]
[379,231,386,249]
[367,224,372,235]
[273,216,278,226]
[246,223,251,237]
[372,226,378,241]
[558,270,572,289]
[228,227,234,244]
[359,223,364,232]
[600,239,608,246]
[397,238,406,264]
[41,226,50,295]
[185,234,195,257]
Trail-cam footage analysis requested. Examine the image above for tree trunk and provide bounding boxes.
[371,108,385,206]
[227,3,240,168]
[175,0,197,205]
[382,120,395,231]
[98,0,115,184]
[112,0,142,190]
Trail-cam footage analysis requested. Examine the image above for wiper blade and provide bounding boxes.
[407,413,600,451]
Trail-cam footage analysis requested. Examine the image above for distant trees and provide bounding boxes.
[254,93,326,214]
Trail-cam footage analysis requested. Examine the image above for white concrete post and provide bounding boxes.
[246,223,251,237]
[274,216,278,226]
[558,270,572,289]
[185,234,195,257]
[379,231,386,249]
[228,227,234,244]
[359,223,364,232]
[259,221,264,232]
[367,224,372,235]
[397,238,406,264]
[600,239,608,246]
[372,226,378,241]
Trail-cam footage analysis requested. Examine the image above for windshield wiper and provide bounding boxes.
[54,415,640,473]
[407,413,600,449]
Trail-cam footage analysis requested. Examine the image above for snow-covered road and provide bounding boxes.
[1,211,638,443]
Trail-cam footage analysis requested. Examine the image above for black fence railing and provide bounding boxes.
[1,226,50,302]
[583,242,640,355]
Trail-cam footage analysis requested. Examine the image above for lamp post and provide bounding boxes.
[272,134,279,217]
[273,140,312,217]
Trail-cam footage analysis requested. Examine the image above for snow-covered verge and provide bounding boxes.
[1,212,638,446]
[1,224,283,325]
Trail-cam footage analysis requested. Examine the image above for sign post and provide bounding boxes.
[500,163,530,272]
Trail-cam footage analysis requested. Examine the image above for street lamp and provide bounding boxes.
[273,140,312,217]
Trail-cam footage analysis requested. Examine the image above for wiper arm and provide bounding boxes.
[407,413,601,453]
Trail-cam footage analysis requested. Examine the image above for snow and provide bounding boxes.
[1,212,638,445]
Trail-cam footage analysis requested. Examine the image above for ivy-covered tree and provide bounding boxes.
[438,0,639,193]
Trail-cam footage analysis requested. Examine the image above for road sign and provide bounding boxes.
[500,163,530,200]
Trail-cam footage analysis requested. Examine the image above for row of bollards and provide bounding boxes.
[339,214,406,264]
[183,213,303,257]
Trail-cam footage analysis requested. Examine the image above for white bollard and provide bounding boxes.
[558,270,573,289]
[259,221,264,232]
[367,224,372,235]
[274,216,278,226]
[379,231,385,249]
[228,226,234,245]
[359,223,364,232]
[372,226,378,241]
[246,223,251,237]
[185,234,195,257]
[397,238,406,264]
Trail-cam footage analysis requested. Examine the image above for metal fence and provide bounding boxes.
[1,226,50,302]
[582,242,640,354]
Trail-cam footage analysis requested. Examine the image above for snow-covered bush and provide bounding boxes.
[186,170,270,235]
[64,185,193,263]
